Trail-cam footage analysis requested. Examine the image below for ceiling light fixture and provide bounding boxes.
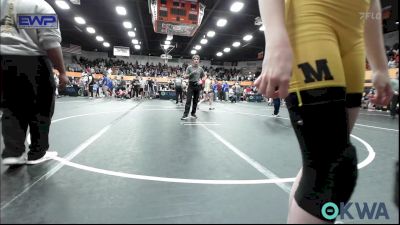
[230,2,244,12]
[55,0,70,10]
[123,21,132,29]
[96,36,104,41]
[232,41,241,47]
[74,16,86,24]
[115,6,127,15]
[128,31,135,37]
[86,27,95,34]
[200,39,208,44]
[216,19,227,27]
[243,34,253,41]
[223,47,231,53]
[207,31,215,37]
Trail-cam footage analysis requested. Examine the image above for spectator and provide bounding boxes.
[174,74,184,105]
[388,58,397,68]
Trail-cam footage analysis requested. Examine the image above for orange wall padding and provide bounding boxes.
[66,68,398,87]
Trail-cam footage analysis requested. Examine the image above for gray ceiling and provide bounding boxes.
[46,0,398,62]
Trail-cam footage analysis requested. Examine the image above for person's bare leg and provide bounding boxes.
[287,199,332,224]
[288,168,302,211]
[208,93,213,108]
[347,107,360,133]
[198,99,204,107]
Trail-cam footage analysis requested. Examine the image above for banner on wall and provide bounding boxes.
[113,46,130,57]
[211,60,223,66]
[223,62,231,66]
[62,43,81,54]
[383,31,399,48]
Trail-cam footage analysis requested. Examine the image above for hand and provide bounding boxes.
[58,73,69,90]
[369,71,393,106]
[254,41,293,99]
[3,16,13,26]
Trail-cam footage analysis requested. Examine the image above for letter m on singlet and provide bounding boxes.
[298,59,334,83]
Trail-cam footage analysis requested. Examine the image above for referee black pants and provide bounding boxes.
[1,55,55,160]
[183,83,201,116]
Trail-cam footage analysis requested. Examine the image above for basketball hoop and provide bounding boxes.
[160,43,175,63]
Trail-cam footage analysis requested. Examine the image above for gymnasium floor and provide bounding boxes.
[1,97,398,224]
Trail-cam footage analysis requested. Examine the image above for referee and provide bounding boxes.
[181,54,205,120]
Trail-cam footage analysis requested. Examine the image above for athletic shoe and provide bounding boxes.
[191,114,197,119]
[181,115,188,120]
[2,155,26,165]
[26,151,58,165]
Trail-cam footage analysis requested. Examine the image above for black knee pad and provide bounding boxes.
[286,88,359,222]
[294,144,358,222]
[334,143,358,203]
